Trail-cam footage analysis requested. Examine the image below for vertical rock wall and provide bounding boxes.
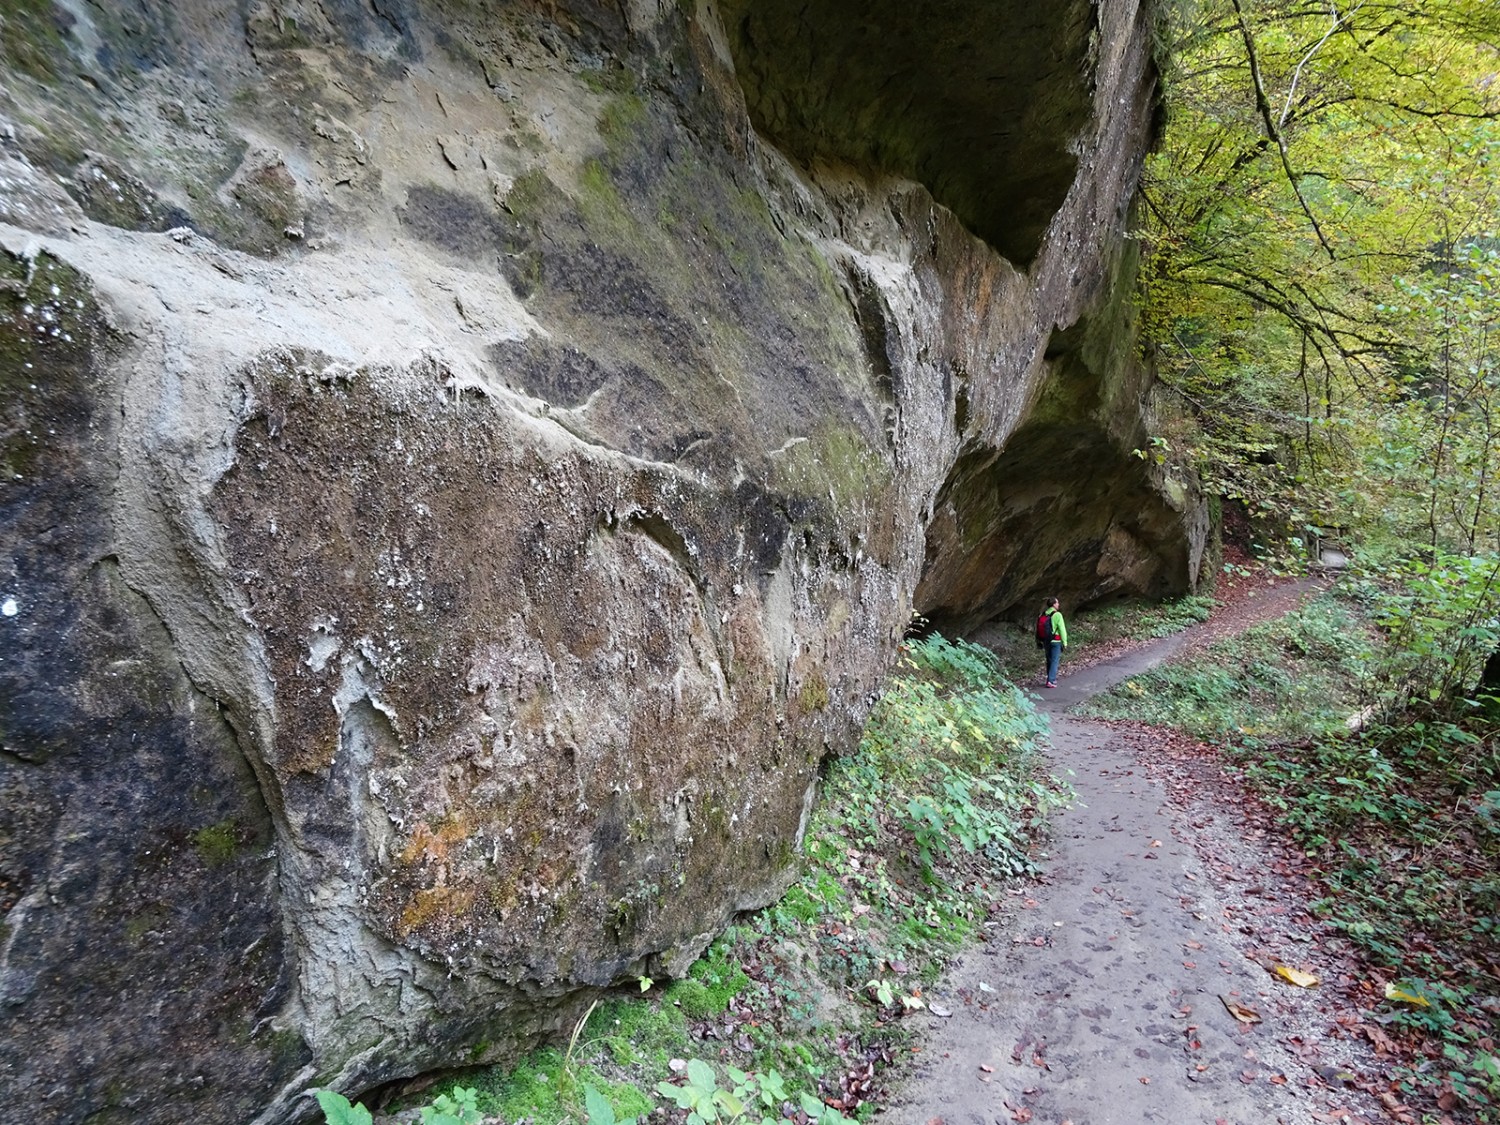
[0,0,1200,1120]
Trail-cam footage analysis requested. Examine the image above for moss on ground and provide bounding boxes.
[0,0,72,83]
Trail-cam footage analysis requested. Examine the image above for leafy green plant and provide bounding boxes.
[419,1087,482,1125]
[314,1091,371,1125]
[656,1060,856,1125]
[1358,551,1500,712]
[583,1084,638,1125]
[315,1086,481,1125]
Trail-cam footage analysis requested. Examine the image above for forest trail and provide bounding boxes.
[895,580,1388,1125]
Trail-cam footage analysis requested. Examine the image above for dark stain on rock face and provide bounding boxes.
[734,479,794,576]
[541,241,702,366]
[489,339,613,409]
[89,0,181,78]
[342,0,420,55]
[488,338,727,465]
[844,261,899,403]
[0,252,295,1124]
[399,184,528,264]
[482,81,888,481]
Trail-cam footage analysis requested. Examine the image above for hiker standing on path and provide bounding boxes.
[1039,597,1067,687]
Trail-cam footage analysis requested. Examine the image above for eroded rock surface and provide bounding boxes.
[0,0,1201,1120]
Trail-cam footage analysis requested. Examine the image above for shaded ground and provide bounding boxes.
[893,578,1393,1124]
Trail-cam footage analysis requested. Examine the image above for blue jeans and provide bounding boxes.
[1046,641,1062,683]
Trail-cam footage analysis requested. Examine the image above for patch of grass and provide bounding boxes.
[686,943,751,1011]
[397,634,1064,1124]
[1076,593,1216,645]
[587,996,688,1072]
[0,0,71,83]
[192,819,239,866]
[597,93,647,149]
[472,1048,570,1121]
[1076,594,1371,741]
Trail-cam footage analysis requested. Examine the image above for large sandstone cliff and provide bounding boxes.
[0,1,1204,1120]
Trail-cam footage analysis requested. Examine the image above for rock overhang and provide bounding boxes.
[717,0,1098,265]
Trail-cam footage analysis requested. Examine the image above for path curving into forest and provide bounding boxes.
[894,579,1390,1125]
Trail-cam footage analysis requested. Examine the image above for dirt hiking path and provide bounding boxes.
[894,580,1388,1125]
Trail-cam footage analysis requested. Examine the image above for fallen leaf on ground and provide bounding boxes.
[929,1004,952,1018]
[1220,995,1262,1024]
[1272,965,1319,988]
[1383,980,1431,1007]
[978,1064,994,1073]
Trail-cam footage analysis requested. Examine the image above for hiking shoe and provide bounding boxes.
[1045,681,1057,688]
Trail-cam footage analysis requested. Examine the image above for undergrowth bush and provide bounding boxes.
[1351,551,1500,712]
[319,634,1062,1125]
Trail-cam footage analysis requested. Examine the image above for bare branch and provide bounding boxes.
[1230,0,1337,258]
[1279,0,1352,130]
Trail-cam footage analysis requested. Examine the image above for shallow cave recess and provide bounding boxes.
[912,419,1201,638]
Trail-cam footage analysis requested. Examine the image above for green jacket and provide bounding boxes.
[1045,607,1068,646]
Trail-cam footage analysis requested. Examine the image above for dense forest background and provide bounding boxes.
[1135,2,1500,1114]
[1144,0,1500,694]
